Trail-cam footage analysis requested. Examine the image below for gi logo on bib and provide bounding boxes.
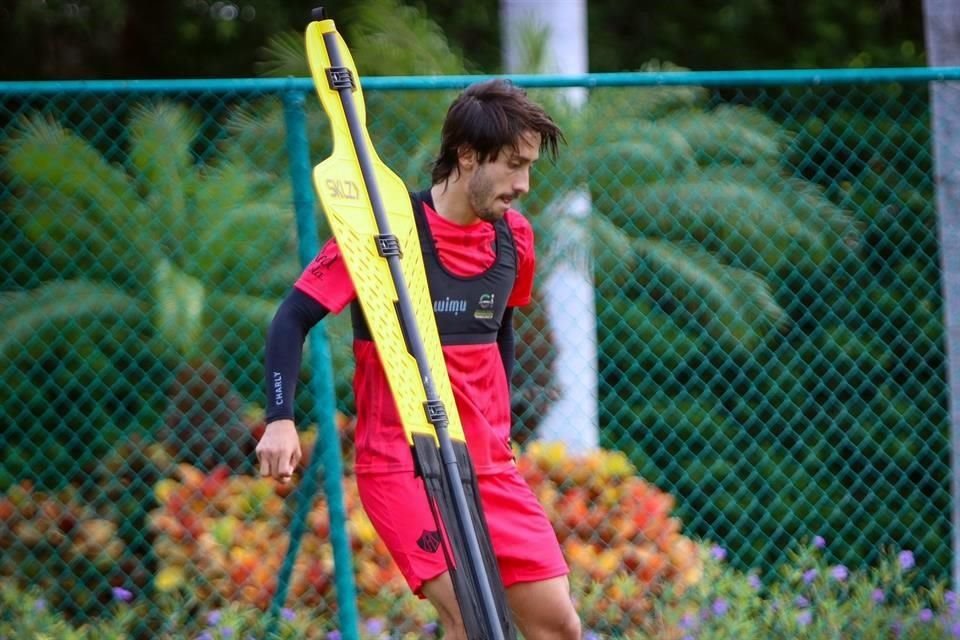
[474,293,495,320]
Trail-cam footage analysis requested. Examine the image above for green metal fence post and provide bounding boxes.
[270,86,359,639]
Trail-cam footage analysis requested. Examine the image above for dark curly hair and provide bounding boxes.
[430,79,564,185]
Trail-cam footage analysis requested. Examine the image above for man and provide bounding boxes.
[256,79,581,640]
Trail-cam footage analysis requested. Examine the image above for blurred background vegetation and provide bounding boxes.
[0,0,925,80]
[0,0,950,617]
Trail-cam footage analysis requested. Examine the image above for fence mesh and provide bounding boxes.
[0,74,950,637]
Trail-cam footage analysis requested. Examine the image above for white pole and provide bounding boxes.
[501,0,597,453]
[500,0,588,106]
[538,190,599,452]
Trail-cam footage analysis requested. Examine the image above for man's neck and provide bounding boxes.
[430,180,478,226]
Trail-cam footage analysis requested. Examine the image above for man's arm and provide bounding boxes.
[257,288,329,482]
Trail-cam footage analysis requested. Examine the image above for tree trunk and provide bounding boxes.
[922,0,960,590]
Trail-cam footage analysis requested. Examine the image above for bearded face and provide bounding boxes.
[464,131,541,222]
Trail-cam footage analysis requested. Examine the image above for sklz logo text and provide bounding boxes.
[325,178,361,200]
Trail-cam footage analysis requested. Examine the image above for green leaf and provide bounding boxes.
[129,102,199,251]
[152,259,206,357]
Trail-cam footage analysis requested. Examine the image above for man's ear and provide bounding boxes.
[457,146,477,170]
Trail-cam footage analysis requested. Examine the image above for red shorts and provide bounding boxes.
[356,466,568,595]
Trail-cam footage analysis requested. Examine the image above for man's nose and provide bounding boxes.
[513,168,530,194]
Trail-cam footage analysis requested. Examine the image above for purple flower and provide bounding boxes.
[948,591,959,612]
[111,587,133,602]
[748,573,762,590]
[797,610,813,626]
[871,588,885,604]
[583,633,601,640]
[951,622,960,638]
[222,628,234,638]
[711,545,727,562]
[34,598,47,612]
[327,632,342,640]
[679,612,697,630]
[795,596,810,608]
[196,633,214,640]
[364,618,385,635]
[206,610,222,626]
[813,535,826,549]
[919,608,934,623]
[281,608,296,621]
[803,568,818,584]
[899,550,916,571]
[830,565,849,582]
[712,598,729,616]
[422,621,439,636]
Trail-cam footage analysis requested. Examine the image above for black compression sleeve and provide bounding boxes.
[497,307,515,382]
[264,288,330,423]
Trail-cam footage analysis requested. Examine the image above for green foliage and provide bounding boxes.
[587,0,925,72]
[2,101,295,483]
[0,282,169,490]
[4,541,955,639]
[641,542,954,640]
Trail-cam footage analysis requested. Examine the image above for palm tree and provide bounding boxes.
[2,101,296,476]
[503,63,856,466]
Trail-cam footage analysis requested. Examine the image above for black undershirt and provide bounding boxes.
[264,288,515,423]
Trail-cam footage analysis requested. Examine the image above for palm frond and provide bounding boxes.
[129,102,200,244]
[12,188,155,285]
[7,115,138,214]
[152,259,207,358]
[605,179,837,274]
[634,237,785,350]
[6,116,159,277]
[664,107,786,166]
[255,29,309,78]
[189,201,294,293]
[581,128,698,206]
[0,281,147,361]
[344,0,468,75]
[192,161,281,220]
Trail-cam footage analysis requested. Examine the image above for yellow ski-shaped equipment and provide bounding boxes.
[305,12,515,639]
[305,18,463,447]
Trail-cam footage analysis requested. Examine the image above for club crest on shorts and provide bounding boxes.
[416,529,442,553]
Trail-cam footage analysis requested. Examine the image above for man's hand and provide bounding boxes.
[255,420,302,484]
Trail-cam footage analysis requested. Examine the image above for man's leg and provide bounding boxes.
[421,572,466,640]
[506,575,581,640]
[423,573,581,640]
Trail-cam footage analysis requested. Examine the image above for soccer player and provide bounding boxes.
[257,79,581,640]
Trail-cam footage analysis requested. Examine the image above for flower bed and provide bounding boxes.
[3,423,956,638]
[145,440,703,634]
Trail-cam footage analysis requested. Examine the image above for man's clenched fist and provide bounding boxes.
[255,419,302,483]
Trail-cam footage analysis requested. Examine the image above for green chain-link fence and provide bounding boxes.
[0,69,953,636]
